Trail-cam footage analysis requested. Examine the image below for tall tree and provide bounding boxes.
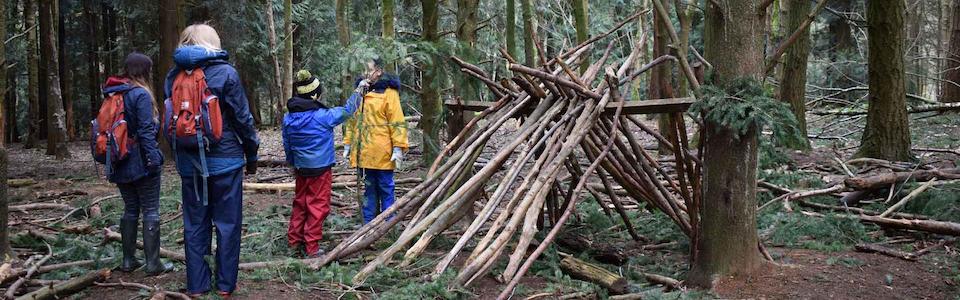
[335,0,352,102]
[520,0,536,66]
[571,0,588,72]
[941,0,960,103]
[25,0,40,149]
[282,0,293,106]
[382,0,395,72]
[505,0,517,58]
[450,0,480,138]
[857,0,912,161]
[265,0,284,125]
[57,1,73,140]
[156,0,179,155]
[41,0,68,158]
[420,0,441,166]
[0,0,13,258]
[651,0,677,155]
[778,0,813,149]
[688,0,767,287]
[84,0,100,122]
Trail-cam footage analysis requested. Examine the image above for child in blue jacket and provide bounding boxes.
[282,70,375,257]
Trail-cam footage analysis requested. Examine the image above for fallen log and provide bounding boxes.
[844,168,960,190]
[796,200,930,220]
[243,177,423,192]
[812,102,960,115]
[7,179,37,188]
[6,249,53,299]
[9,203,74,213]
[94,280,191,300]
[642,272,682,290]
[556,234,628,265]
[855,243,916,261]
[16,268,110,300]
[559,255,629,295]
[878,178,937,218]
[856,215,960,236]
[3,258,114,285]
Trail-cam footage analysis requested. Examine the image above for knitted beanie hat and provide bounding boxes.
[294,70,323,99]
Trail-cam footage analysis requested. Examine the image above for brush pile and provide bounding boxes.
[309,13,704,297]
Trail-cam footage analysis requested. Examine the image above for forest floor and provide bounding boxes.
[4,113,960,299]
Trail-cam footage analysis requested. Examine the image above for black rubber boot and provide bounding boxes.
[119,219,142,272]
[142,220,173,276]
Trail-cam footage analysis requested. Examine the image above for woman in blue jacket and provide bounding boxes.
[282,70,375,258]
[163,24,259,298]
[106,53,172,276]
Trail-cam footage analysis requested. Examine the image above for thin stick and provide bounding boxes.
[879,178,938,218]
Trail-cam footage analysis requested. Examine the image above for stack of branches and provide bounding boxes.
[308,13,702,298]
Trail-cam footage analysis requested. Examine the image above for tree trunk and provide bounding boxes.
[778,0,812,149]
[941,0,960,103]
[84,0,100,124]
[505,0,517,58]
[156,0,178,157]
[651,0,677,156]
[905,0,923,96]
[688,0,767,288]
[57,2,73,141]
[520,0,537,66]
[0,0,13,258]
[25,0,40,149]
[572,0,589,72]
[41,0,68,159]
[857,0,912,161]
[420,0,441,167]
[449,0,480,139]
[5,72,17,144]
[382,0,395,73]
[335,0,352,103]
[827,0,856,53]
[282,0,293,111]
[265,0,284,126]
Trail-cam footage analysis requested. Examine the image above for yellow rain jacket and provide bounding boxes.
[344,86,409,170]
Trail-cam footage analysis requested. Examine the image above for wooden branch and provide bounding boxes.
[649,0,701,92]
[855,215,960,236]
[812,102,960,115]
[7,179,37,188]
[643,272,682,290]
[879,178,937,218]
[243,178,423,192]
[559,255,629,295]
[845,168,960,190]
[508,63,603,99]
[103,228,185,261]
[10,203,74,213]
[796,200,931,220]
[17,269,111,300]
[94,280,191,300]
[763,0,830,75]
[6,246,53,299]
[855,243,917,261]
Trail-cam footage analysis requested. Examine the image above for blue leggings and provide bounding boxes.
[362,169,395,224]
[181,169,243,294]
[117,172,162,223]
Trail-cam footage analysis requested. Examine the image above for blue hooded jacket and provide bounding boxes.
[282,92,362,175]
[102,78,163,184]
[164,46,260,177]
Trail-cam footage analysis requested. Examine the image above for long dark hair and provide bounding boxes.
[123,52,156,116]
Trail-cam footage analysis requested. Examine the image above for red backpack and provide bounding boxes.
[163,68,223,149]
[91,89,133,170]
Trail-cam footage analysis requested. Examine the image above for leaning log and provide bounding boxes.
[243,178,423,192]
[16,269,110,300]
[559,256,629,295]
[844,168,960,190]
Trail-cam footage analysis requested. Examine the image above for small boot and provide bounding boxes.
[119,219,142,272]
[142,220,173,275]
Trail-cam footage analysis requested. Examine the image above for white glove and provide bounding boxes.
[343,145,351,160]
[390,147,404,163]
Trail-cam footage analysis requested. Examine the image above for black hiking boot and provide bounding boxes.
[142,220,173,276]
[119,219,142,272]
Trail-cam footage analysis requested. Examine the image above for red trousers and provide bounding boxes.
[287,170,332,255]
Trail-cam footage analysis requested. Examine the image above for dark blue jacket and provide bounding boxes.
[355,73,401,93]
[164,46,259,177]
[282,93,362,176]
[102,79,163,184]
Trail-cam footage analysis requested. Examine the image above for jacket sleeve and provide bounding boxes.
[133,89,162,167]
[385,89,409,149]
[326,92,362,127]
[223,71,260,163]
[281,120,294,166]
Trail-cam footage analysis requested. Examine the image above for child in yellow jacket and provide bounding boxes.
[343,58,409,223]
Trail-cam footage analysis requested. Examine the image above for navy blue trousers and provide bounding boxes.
[117,172,162,223]
[181,169,243,294]
[362,169,395,224]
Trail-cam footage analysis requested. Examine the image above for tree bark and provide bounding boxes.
[505,0,517,58]
[156,0,178,157]
[651,0,677,155]
[282,0,293,109]
[572,0,589,72]
[941,0,960,103]
[688,0,767,288]
[857,0,912,161]
[56,3,73,141]
[450,0,480,138]
[264,0,284,126]
[335,0,352,103]
[84,0,100,123]
[420,0,441,167]
[778,0,812,149]
[0,0,12,259]
[40,0,68,159]
[520,0,537,66]
[25,0,40,149]
[5,72,17,144]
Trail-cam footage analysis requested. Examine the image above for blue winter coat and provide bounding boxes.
[282,93,362,176]
[163,46,260,177]
[103,80,163,184]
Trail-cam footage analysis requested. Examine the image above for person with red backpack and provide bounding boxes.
[162,24,259,299]
[93,52,173,276]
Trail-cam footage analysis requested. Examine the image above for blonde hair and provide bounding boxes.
[178,24,222,52]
